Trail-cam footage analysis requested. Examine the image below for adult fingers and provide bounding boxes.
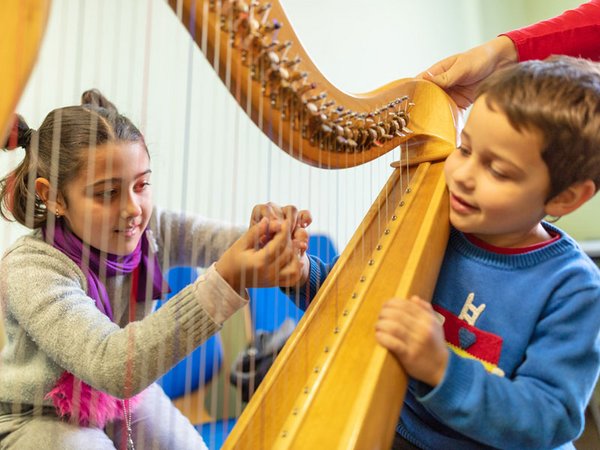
[417,55,460,84]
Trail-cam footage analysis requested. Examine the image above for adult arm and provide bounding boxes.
[421,1,600,109]
[504,0,600,62]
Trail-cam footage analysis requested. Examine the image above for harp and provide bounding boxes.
[168,1,458,448]
[0,0,50,168]
[4,1,458,448]
[0,0,51,351]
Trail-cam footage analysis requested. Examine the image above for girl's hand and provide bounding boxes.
[375,296,449,387]
[250,202,312,254]
[216,217,308,294]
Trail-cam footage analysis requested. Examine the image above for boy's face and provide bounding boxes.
[59,141,153,256]
[444,95,552,247]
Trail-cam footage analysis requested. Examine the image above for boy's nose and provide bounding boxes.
[452,163,475,190]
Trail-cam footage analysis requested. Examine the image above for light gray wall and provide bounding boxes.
[2,0,593,257]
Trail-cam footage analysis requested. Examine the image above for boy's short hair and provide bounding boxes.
[477,55,600,200]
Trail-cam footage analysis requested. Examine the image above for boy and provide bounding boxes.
[291,56,600,449]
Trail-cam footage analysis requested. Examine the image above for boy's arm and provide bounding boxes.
[284,254,338,311]
[413,283,600,449]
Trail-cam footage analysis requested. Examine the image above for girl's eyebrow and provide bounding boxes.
[89,170,152,188]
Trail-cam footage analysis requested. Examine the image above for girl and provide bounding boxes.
[0,90,307,449]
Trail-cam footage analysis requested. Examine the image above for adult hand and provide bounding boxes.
[417,36,518,110]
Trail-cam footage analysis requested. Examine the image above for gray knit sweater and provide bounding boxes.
[0,208,246,408]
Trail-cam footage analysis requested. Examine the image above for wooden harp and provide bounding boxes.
[169,0,458,448]
[0,0,50,159]
[3,0,458,447]
[0,0,51,351]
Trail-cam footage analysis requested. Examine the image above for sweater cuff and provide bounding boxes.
[194,263,248,325]
[414,351,474,413]
[282,255,323,311]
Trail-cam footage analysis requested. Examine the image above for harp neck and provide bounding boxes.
[169,0,458,168]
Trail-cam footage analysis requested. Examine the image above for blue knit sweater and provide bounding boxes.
[297,223,600,449]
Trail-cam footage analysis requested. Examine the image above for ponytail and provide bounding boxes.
[2,114,33,151]
[0,115,40,225]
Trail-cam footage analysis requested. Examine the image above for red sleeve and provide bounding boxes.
[501,0,600,62]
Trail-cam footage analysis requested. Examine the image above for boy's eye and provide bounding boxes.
[489,165,509,180]
[457,146,471,156]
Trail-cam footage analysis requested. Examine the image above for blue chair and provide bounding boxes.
[196,419,237,450]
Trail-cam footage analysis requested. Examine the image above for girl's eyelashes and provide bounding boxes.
[95,189,118,200]
[92,180,151,199]
[135,181,151,192]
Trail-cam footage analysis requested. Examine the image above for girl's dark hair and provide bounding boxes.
[0,89,145,228]
[476,55,600,200]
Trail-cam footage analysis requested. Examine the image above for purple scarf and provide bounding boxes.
[42,219,169,427]
[43,218,166,320]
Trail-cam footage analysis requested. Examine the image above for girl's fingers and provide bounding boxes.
[250,203,280,226]
[244,217,269,249]
[258,220,292,263]
[250,204,269,225]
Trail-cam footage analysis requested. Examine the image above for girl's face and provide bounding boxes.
[59,141,153,255]
[444,95,553,248]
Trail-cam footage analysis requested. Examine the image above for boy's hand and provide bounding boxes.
[375,296,449,387]
[216,217,308,294]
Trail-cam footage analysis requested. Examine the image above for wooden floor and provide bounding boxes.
[575,406,600,449]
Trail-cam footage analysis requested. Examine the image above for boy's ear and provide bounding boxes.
[34,177,65,215]
[545,180,596,217]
